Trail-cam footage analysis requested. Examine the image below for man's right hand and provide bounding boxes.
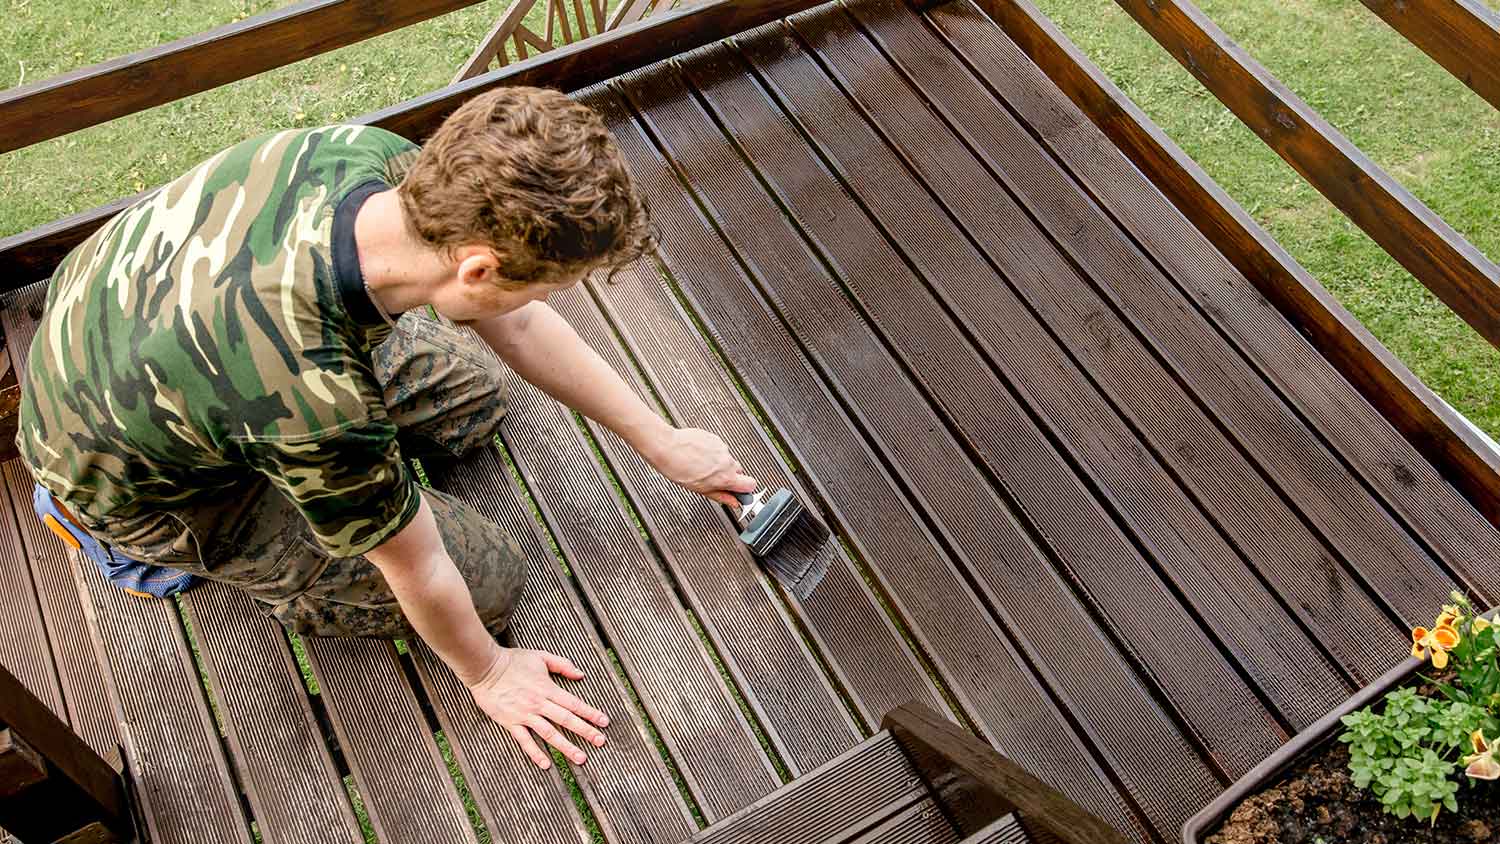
[468,647,611,769]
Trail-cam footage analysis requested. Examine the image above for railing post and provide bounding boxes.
[882,702,1131,844]
[0,663,130,844]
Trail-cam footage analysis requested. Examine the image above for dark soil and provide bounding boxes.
[1208,743,1500,844]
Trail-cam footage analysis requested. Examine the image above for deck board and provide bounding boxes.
[715,22,1297,773]
[785,0,1427,677]
[872,3,1462,633]
[598,82,1146,839]
[178,585,362,844]
[805,0,1361,714]
[621,51,1232,826]
[919,0,1500,595]
[491,321,788,818]
[551,272,946,725]
[5,1,1500,842]
[300,638,479,844]
[420,445,695,844]
[840,0,1410,686]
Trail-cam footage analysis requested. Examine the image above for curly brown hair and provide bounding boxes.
[397,86,653,285]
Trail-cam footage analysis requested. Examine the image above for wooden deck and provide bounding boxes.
[3,1,1499,842]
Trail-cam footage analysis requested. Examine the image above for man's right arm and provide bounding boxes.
[364,495,610,769]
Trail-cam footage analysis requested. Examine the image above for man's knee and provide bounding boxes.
[377,312,509,457]
[426,487,527,630]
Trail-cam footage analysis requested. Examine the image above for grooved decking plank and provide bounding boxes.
[550,287,866,775]
[417,447,695,844]
[889,0,1455,628]
[0,459,64,716]
[710,22,1291,778]
[77,561,252,844]
[688,732,922,844]
[844,800,960,844]
[487,336,787,817]
[922,0,1500,599]
[498,289,864,779]
[555,267,945,726]
[1,284,120,768]
[621,54,1223,829]
[813,0,1366,710]
[836,0,1446,668]
[178,583,361,844]
[596,87,1148,841]
[962,815,1029,844]
[300,637,477,844]
[776,3,1355,725]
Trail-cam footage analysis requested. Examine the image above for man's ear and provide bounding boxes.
[453,246,499,287]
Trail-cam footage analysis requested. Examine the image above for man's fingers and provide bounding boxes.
[726,473,757,495]
[710,491,741,509]
[550,687,610,728]
[509,724,552,770]
[527,715,587,765]
[544,701,607,748]
[541,651,584,680]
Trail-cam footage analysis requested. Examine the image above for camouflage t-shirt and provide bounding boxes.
[19,125,427,559]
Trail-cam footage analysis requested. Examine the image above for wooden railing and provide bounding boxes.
[1109,0,1500,353]
[454,0,705,81]
[973,0,1500,525]
[1356,0,1500,112]
[0,0,487,156]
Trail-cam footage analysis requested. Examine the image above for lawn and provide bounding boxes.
[1,0,1496,437]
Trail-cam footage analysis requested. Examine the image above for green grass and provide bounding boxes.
[1030,0,1500,437]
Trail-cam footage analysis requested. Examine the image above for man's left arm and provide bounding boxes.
[472,301,757,507]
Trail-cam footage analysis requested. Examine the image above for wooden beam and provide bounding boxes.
[967,0,1500,526]
[0,0,486,156]
[0,663,128,843]
[0,0,831,289]
[1103,0,1500,352]
[1357,0,1500,112]
[882,703,1130,844]
[0,730,47,799]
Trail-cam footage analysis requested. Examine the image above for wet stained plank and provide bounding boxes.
[618,51,1237,830]
[599,78,1151,841]
[551,267,947,727]
[918,0,1500,598]
[418,446,695,844]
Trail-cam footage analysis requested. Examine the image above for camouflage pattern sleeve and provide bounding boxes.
[242,419,421,558]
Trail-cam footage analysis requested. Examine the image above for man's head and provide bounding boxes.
[397,86,652,319]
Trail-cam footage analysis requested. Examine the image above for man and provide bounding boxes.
[18,86,758,770]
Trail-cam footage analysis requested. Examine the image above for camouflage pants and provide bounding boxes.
[122,311,526,639]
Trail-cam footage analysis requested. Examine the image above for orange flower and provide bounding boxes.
[1466,731,1500,781]
[1411,625,1460,668]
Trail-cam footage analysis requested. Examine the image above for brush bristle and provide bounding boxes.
[761,510,832,601]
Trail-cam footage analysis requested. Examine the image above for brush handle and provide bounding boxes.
[734,491,755,507]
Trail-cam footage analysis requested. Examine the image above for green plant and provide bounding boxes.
[1339,597,1500,823]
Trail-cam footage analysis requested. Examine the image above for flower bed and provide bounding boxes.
[1184,595,1500,844]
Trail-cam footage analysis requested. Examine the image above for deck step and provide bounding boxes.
[691,730,934,844]
[961,814,1029,844]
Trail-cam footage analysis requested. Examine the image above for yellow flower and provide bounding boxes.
[1411,625,1460,668]
[1436,610,1461,630]
[1475,616,1492,634]
[1466,731,1500,781]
